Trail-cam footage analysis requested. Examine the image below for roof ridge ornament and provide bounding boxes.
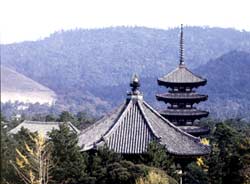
[127,74,143,100]
[179,24,185,67]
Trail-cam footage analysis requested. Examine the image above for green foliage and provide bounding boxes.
[84,146,148,184]
[1,126,38,184]
[136,167,178,184]
[59,111,75,122]
[58,111,95,129]
[45,114,57,121]
[142,141,176,177]
[1,121,18,183]
[184,163,209,184]
[2,118,249,184]
[76,111,96,129]
[208,122,250,184]
[48,123,87,184]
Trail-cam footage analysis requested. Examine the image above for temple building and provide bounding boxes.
[78,75,210,159]
[156,25,209,136]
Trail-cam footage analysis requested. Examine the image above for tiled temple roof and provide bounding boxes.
[9,120,80,136]
[158,65,206,85]
[78,75,210,156]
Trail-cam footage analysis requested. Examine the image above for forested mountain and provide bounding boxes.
[1,26,250,118]
[196,50,250,119]
[101,51,250,119]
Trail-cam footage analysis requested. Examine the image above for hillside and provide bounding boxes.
[1,66,56,105]
[92,51,250,120]
[2,27,250,89]
[1,27,250,118]
[195,50,250,119]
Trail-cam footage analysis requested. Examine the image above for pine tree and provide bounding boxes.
[48,123,86,184]
[1,121,20,184]
[142,141,175,176]
[208,123,244,184]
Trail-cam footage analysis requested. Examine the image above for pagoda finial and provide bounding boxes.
[179,24,184,66]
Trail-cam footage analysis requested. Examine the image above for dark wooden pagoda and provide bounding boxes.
[156,25,209,136]
[79,75,210,158]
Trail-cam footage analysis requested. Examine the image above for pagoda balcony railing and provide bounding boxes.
[160,109,209,117]
[179,126,210,136]
[156,93,207,100]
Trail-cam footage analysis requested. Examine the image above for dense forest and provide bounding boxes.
[1,112,250,184]
[1,26,250,119]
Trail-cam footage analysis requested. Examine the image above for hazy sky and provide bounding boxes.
[1,0,249,44]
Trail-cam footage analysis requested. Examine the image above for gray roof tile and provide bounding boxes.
[78,95,210,156]
[158,65,206,84]
[9,120,80,137]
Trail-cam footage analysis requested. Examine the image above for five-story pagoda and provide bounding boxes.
[156,25,209,136]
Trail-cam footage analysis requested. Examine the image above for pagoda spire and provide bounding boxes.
[179,24,184,66]
[156,24,210,136]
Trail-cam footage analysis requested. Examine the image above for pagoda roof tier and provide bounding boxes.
[78,75,210,156]
[156,93,208,103]
[158,65,207,87]
[179,126,210,136]
[160,109,209,118]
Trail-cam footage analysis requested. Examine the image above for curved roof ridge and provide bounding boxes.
[102,100,133,140]
[78,102,126,136]
[184,66,206,81]
[78,102,127,151]
[22,120,61,125]
[137,100,160,139]
[66,121,80,134]
[159,66,179,80]
[142,101,200,142]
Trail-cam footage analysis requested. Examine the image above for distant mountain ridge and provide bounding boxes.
[1,26,250,118]
[195,50,250,119]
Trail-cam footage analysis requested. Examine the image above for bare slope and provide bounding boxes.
[1,66,56,105]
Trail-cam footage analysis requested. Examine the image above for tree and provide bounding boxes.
[142,141,176,177]
[2,127,38,184]
[184,163,209,184]
[59,111,75,123]
[76,111,95,129]
[45,115,57,122]
[48,123,86,184]
[136,168,178,184]
[84,146,150,184]
[208,123,245,184]
[10,133,53,184]
[1,121,21,184]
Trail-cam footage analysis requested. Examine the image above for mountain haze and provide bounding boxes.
[1,26,250,118]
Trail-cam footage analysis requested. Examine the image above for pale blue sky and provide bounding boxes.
[1,0,249,44]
